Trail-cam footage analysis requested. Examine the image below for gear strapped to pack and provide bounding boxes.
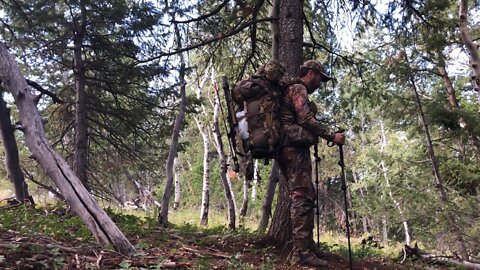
[230,60,286,163]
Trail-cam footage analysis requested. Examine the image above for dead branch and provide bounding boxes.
[404,244,480,269]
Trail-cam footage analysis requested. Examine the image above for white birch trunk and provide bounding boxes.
[352,168,370,234]
[379,121,411,245]
[0,43,135,255]
[239,175,249,218]
[381,215,388,245]
[195,117,211,226]
[196,65,213,226]
[173,156,181,210]
[251,160,259,201]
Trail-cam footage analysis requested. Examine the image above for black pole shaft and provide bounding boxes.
[314,144,320,248]
[339,145,353,270]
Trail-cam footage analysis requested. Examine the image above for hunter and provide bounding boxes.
[278,60,345,267]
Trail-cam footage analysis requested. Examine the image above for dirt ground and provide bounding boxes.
[0,227,451,270]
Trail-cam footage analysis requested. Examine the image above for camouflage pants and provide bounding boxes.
[277,146,316,253]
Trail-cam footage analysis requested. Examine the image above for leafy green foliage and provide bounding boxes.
[0,205,91,241]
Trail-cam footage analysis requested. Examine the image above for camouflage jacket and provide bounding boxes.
[280,80,334,142]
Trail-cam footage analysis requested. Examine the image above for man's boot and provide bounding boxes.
[309,241,331,259]
[295,251,328,267]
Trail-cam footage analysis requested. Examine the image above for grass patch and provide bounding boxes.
[0,204,91,241]
[318,231,404,259]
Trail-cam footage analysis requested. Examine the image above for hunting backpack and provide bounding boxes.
[231,60,286,160]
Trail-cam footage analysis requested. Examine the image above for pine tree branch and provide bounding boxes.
[136,17,276,64]
[171,0,229,24]
[26,79,64,104]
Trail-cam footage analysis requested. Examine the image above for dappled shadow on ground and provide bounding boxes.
[0,226,450,269]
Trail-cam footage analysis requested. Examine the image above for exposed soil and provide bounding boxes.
[0,227,451,270]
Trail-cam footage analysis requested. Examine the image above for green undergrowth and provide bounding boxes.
[320,231,403,260]
[0,204,421,269]
[0,204,257,243]
[0,204,92,241]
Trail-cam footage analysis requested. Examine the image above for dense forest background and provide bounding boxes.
[0,0,479,266]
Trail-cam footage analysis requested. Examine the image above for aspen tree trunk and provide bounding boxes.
[381,216,388,245]
[361,215,369,234]
[212,81,236,229]
[257,161,279,233]
[379,121,411,245]
[352,168,370,234]
[173,156,181,210]
[72,1,90,191]
[0,43,135,255]
[196,66,212,226]
[239,175,249,218]
[268,0,304,248]
[251,160,259,201]
[459,0,480,104]
[408,69,469,260]
[159,21,187,227]
[0,90,30,202]
[195,117,211,226]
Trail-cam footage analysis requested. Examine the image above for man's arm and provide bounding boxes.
[289,84,335,142]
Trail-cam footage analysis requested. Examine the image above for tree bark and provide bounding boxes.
[0,42,135,255]
[212,80,236,230]
[353,168,370,234]
[278,0,303,76]
[381,215,388,245]
[173,156,181,210]
[379,121,411,245]
[239,175,249,218]
[195,65,213,226]
[159,21,187,227]
[404,244,480,269]
[435,50,460,109]
[408,67,469,260]
[267,0,304,249]
[195,116,211,226]
[251,160,259,201]
[72,1,90,191]
[267,168,292,251]
[0,90,30,202]
[271,0,280,60]
[257,160,279,234]
[436,48,480,150]
[459,0,480,104]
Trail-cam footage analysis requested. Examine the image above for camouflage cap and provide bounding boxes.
[301,60,332,82]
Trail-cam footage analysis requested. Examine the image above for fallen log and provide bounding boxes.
[403,244,480,269]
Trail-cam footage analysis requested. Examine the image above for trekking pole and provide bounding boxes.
[328,130,353,270]
[339,143,353,270]
[313,143,321,248]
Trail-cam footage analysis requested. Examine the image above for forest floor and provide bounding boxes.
[0,204,459,270]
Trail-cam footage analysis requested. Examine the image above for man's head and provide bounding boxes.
[299,60,332,93]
